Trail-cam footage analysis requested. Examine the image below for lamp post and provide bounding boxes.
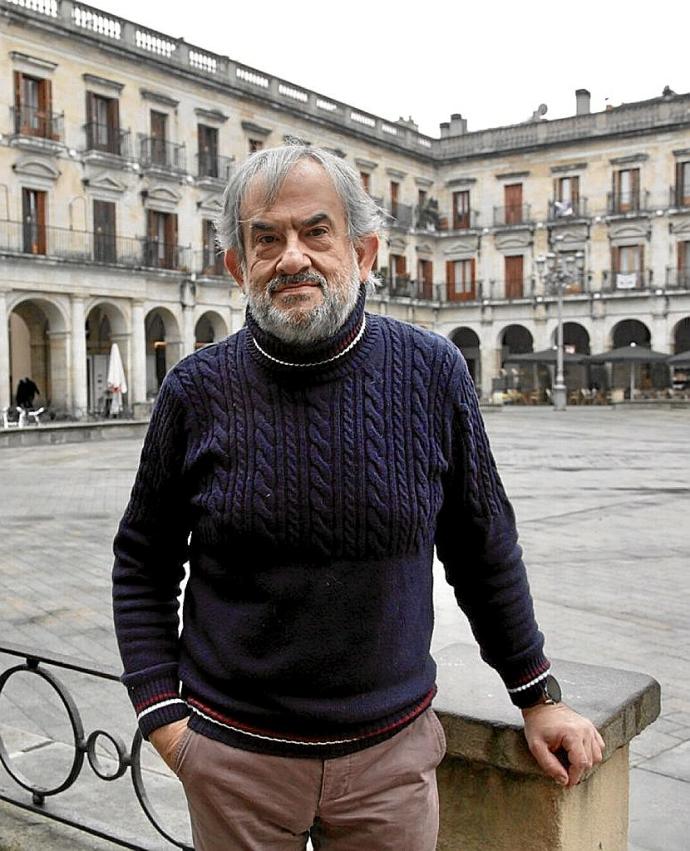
[535,240,585,411]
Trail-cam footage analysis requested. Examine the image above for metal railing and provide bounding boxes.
[0,220,190,271]
[386,201,414,229]
[665,267,690,289]
[196,152,233,181]
[493,204,532,227]
[0,642,192,849]
[449,210,480,231]
[10,105,63,141]
[490,277,535,300]
[606,190,651,215]
[195,247,226,277]
[374,275,440,301]
[603,269,652,290]
[139,136,186,171]
[83,122,130,156]
[547,197,589,220]
[669,185,690,208]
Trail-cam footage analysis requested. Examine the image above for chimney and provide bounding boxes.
[575,89,591,116]
[449,113,468,135]
[439,121,450,138]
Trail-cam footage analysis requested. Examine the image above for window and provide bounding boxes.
[86,92,120,153]
[612,244,643,289]
[22,188,47,254]
[678,241,690,286]
[676,162,690,207]
[446,258,476,302]
[553,176,580,216]
[202,219,223,275]
[198,124,219,178]
[14,71,55,139]
[249,138,264,154]
[452,190,470,230]
[360,172,371,193]
[504,255,524,299]
[504,184,523,225]
[390,181,399,219]
[418,189,427,209]
[613,168,640,213]
[150,110,168,165]
[417,258,433,299]
[93,200,116,263]
[146,210,178,269]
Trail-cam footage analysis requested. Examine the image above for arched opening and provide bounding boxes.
[673,316,690,353]
[8,298,68,412]
[145,308,182,397]
[450,326,480,386]
[500,325,533,399]
[560,322,591,354]
[85,302,129,414]
[195,311,228,349]
[611,319,651,348]
[609,319,664,396]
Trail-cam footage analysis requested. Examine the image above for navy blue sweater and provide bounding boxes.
[112,289,549,758]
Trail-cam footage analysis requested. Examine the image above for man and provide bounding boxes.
[113,145,603,851]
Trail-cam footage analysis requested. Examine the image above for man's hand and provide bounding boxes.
[149,718,190,772]
[522,703,604,788]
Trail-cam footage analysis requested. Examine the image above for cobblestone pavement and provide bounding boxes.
[0,407,688,850]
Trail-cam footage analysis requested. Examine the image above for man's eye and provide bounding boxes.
[308,227,327,237]
[257,235,277,245]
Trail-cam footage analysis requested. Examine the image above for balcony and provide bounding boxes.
[603,269,652,291]
[665,267,690,289]
[10,105,63,143]
[490,278,535,301]
[493,204,532,227]
[669,185,690,209]
[0,219,190,271]
[547,197,589,221]
[606,190,651,215]
[196,247,227,277]
[449,210,480,231]
[386,201,414,230]
[83,122,130,158]
[138,136,186,173]
[196,152,234,184]
[376,274,438,301]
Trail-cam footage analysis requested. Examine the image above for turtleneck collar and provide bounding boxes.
[245,284,369,376]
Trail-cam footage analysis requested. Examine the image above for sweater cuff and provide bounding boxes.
[125,672,191,740]
[501,655,552,709]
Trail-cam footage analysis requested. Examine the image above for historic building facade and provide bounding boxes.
[2,0,690,415]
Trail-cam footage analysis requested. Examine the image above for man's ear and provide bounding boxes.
[355,234,379,281]
[224,249,245,289]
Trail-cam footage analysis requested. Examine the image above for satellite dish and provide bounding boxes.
[537,103,548,117]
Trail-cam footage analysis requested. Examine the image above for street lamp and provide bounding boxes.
[535,240,585,411]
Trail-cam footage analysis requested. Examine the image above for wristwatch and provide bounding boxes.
[527,674,562,707]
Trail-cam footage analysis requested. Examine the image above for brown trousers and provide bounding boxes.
[174,709,446,850]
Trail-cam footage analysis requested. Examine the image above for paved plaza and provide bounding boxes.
[0,407,688,850]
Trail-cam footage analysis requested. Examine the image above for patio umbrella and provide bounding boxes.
[106,342,127,416]
[588,344,669,399]
[667,350,690,368]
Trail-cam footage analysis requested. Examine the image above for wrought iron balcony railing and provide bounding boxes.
[0,219,190,271]
[195,247,226,277]
[386,202,414,229]
[489,277,535,300]
[547,197,589,220]
[603,269,652,290]
[665,267,690,289]
[138,136,186,171]
[374,275,439,301]
[83,122,130,157]
[196,152,234,182]
[669,185,690,208]
[10,105,63,141]
[606,190,651,215]
[449,210,480,231]
[493,204,532,227]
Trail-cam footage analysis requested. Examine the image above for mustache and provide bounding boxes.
[267,273,327,294]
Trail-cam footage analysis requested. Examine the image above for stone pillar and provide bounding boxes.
[480,344,501,403]
[46,331,70,414]
[0,290,10,412]
[70,296,88,420]
[434,644,660,851]
[182,306,196,357]
[131,301,148,417]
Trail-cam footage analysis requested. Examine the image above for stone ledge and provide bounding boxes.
[433,643,660,776]
[0,420,150,449]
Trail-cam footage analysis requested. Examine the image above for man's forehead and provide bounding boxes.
[240,160,344,220]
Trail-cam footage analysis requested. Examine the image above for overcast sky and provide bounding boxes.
[95,0,689,137]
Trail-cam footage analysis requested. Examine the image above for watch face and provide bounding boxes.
[545,674,562,703]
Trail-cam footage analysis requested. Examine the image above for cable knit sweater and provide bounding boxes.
[112,288,549,758]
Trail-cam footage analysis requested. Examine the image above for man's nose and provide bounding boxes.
[276,239,310,275]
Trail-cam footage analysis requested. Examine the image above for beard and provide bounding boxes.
[246,262,361,346]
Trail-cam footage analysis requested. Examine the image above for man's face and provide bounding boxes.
[226,159,378,344]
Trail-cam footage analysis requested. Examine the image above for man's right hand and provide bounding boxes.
[149,718,190,772]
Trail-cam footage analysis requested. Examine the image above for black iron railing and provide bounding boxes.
[386,201,413,229]
[139,136,186,171]
[83,122,130,156]
[0,220,190,271]
[603,269,652,290]
[0,643,192,850]
[196,247,226,277]
[665,267,690,289]
[196,152,233,182]
[606,190,650,215]
[10,105,63,141]
[547,197,589,220]
[670,185,690,208]
[493,204,532,227]
[449,210,479,231]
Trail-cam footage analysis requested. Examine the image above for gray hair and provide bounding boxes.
[215,144,385,265]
